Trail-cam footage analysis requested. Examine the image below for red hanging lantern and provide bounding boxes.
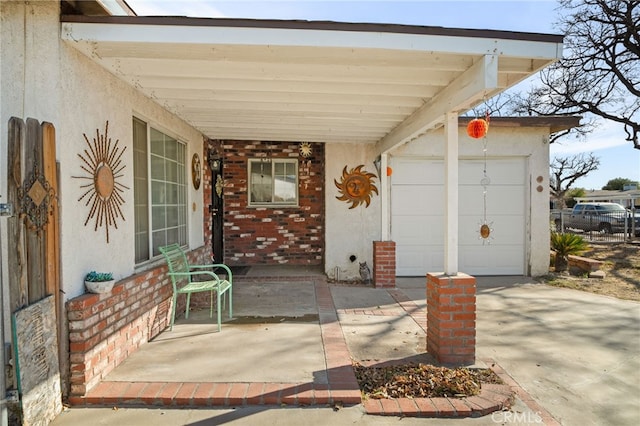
[467,118,489,139]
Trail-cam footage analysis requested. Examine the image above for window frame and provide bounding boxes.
[133,117,189,265]
[247,158,299,207]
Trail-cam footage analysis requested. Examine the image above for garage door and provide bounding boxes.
[392,157,526,276]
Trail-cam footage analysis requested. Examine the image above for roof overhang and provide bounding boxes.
[60,16,564,150]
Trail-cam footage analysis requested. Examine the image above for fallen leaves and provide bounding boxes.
[353,362,502,399]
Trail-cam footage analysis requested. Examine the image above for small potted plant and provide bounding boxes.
[84,271,115,294]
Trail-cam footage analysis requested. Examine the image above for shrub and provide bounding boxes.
[550,233,589,272]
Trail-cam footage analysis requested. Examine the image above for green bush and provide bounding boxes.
[550,233,589,272]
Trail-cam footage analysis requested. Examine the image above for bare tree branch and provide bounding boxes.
[513,0,640,149]
[550,153,601,207]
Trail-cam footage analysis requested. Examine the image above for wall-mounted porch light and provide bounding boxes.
[208,148,221,172]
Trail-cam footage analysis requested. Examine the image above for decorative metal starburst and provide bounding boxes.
[74,121,128,243]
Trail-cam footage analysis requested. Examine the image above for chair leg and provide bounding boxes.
[209,290,214,318]
[170,294,177,331]
[185,293,191,319]
[228,287,233,318]
[217,291,222,332]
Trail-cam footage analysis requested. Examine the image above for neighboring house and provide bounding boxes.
[1,0,578,411]
[576,189,640,209]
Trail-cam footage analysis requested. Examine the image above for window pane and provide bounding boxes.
[152,206,166,229]
[133,117,149,263]
[274,161,297,202]
[250,160,273,203]
[150,129,164,154]
[150,154,164,180]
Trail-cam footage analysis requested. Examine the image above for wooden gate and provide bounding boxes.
[6,117,63,424]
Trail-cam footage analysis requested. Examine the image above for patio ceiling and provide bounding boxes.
[61,16,563,151]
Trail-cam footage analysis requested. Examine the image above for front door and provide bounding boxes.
[210,158,224,263]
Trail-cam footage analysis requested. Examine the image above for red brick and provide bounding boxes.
[396,397,419,415]
[191,383,216,406]
[174,382,198,405]
[227,383,249,406]
[262,383,282,405]
[379,398,401,415]
[414,397,437,415]
[430,397,456,416]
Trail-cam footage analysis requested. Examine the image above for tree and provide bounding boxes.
[550,153,600,207]
[602,177,639,190]
[514,0,640,150]
[566,187,586,207]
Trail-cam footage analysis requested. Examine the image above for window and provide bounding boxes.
[133,117,188,263]
[248,159,298,206]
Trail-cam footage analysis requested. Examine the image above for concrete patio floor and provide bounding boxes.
[52,273,640,425]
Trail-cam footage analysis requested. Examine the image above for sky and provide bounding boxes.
[125,0,639,191]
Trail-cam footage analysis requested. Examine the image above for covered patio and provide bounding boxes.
[60,14,564,276]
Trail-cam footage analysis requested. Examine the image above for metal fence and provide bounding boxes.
[551,208,639,243]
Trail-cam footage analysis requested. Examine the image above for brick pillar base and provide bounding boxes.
[426,273,476,365]
[373,241,395,288]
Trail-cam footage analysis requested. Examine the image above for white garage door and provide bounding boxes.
[392,157,526,276]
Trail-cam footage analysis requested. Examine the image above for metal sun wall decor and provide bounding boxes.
[334,164,379,209]
[75,121,128,243]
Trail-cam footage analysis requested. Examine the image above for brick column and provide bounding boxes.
[426,273,476,365]
[373,241,396,288]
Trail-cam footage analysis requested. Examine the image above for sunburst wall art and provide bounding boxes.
[334,165,378,209]
[75,121,128,243]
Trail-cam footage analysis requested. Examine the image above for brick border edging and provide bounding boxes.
[69,381,354,408]
[361,370,513,418]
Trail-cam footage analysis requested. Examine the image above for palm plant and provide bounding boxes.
[550,232,589,272]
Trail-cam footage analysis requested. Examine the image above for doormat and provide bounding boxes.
[214,266,250,276]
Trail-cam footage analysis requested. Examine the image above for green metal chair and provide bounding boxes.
[159,243,232,332]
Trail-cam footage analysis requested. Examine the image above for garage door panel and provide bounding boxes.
[391,185,443,215]
[460,159,525,185]
[460,245,524,275]
[397,245,444,276]
[460,186,524,216]
[393,157,527,276]
[459,216,524,245]
[394,217,444,244]
[393,159,444,184]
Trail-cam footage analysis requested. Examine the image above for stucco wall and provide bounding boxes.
[392,125,551,276]
[1,1,208,300]
[324,143,382,280]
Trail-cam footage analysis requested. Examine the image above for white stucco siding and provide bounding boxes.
[1,1,207,300]
[57,48,205,298]
[324,143,381,281]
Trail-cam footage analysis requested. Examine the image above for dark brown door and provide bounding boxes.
[210,158,224,263]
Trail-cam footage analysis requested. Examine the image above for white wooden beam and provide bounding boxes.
[62,22,562,59]
[375,54,498,154]
[380,153,390,241]
[443,112,459,275]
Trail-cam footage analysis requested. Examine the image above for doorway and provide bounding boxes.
[210,156,224,263]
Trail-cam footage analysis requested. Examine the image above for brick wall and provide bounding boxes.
[373,241,396,288]
[66,246,211,400]
[426,273,476,365]
[214,140,325,266]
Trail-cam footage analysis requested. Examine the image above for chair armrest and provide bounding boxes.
[190,264,233,282]
[168,270,222,281]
